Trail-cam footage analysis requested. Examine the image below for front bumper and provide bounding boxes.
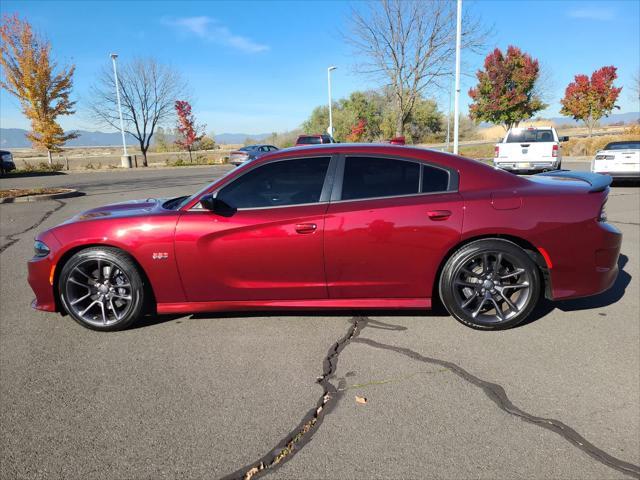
[27,232,62,312]
[28,255,58,312]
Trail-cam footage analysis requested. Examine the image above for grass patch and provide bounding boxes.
[458,143,494,159]
[15,162,64,173]
[562,125,640,156]
[0,187,70,199]
[165,155,225,167]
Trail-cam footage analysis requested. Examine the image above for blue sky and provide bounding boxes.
[1,0,638,134]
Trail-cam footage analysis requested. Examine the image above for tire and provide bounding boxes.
[58,247,145,331]
[439,239,541,330]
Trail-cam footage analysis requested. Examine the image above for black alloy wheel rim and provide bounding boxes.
[452,251,532,324]
[64,258,133,327]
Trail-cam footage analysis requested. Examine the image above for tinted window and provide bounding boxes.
[217,157,330,209]
[297,136,322,145]
[342,157,419,200]
[604,141,640,150]
[321,135,332,143]
[506,129,555,143]
[240,146,258,152]
[422,165,450,193]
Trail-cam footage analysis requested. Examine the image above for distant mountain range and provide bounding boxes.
[1,111,637,148]
[0,128,271,148]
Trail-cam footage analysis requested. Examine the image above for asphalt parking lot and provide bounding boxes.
[1,162,639,479]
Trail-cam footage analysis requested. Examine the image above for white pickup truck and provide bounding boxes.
[493,126,568,173]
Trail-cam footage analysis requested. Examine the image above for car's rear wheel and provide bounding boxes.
[59,247,144,331]
[439,239,540,329]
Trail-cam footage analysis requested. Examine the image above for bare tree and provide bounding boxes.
[632,71,640,105]
[346,0,487,137]
[89,58,185,166]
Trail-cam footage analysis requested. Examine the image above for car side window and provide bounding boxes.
[217,157,331,209]
[341,157,420,201]
[422,165,450,193]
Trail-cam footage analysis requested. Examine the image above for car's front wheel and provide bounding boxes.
[439,239,541,329]
[59,247,145,331]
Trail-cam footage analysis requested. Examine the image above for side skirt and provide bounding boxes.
[157,298,431,314]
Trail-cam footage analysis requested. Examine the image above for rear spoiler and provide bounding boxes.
[535,170,612,192]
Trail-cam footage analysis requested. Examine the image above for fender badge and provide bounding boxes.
[152,252,169,260]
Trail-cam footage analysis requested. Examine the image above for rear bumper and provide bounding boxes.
[495,160,559,172]
[549,222,622,300]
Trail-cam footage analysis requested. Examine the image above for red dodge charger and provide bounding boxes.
[28,145,621,331]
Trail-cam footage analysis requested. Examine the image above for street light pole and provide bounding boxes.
[453,0,462,154]
[110,53,128,158]
[327,66,337,137]
[446,76,453,152]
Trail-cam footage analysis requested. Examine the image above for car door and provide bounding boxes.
[324,155,464,299]
[175,155,336,302]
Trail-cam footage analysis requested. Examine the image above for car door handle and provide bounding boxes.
[295,223,317,234]
[427,210,452,221]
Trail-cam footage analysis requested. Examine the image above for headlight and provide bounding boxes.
[34,240,50,257]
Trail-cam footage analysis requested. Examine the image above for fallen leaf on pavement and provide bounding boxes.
[355,395,368,405]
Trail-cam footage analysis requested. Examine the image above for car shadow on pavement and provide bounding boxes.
[521,254,631,327]
[132,255,630,330]
[134,307,448,330]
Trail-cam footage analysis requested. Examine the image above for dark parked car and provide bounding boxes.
[295,134,336,146]
[229,145,278,166]
[28,144,620,331]
[0,150,16,174]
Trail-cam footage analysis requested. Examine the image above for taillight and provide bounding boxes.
[494,145,499,158]
[552,144,559,157]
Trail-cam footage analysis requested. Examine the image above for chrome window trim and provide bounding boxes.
[334,154,457,202]
[328,189,460,206]
[189,154,338,212]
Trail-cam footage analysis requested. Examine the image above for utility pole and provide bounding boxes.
[453,0,462,154]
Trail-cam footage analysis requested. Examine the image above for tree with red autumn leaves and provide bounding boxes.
[346,118,367,142]
[174,100,205,162]
[468,46,547,131]
[560,66,622,137]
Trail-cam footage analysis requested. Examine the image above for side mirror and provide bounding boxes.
[200,194,236,217]
[560,136,569,142]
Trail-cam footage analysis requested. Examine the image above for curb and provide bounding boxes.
[0,189,85,204]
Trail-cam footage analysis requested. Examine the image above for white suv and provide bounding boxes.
[494,127,567,173]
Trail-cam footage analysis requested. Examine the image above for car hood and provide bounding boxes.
[65,198,169,223]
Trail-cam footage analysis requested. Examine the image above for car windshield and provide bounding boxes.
[506,129,554,143]
[297,136,322,145]
[604,141,640,150]
[176,167,242,210]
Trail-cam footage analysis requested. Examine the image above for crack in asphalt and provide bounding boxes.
[355,336,640,479]
[0,199,66,254]
[221,316,369,480]
[223,316,639,479]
